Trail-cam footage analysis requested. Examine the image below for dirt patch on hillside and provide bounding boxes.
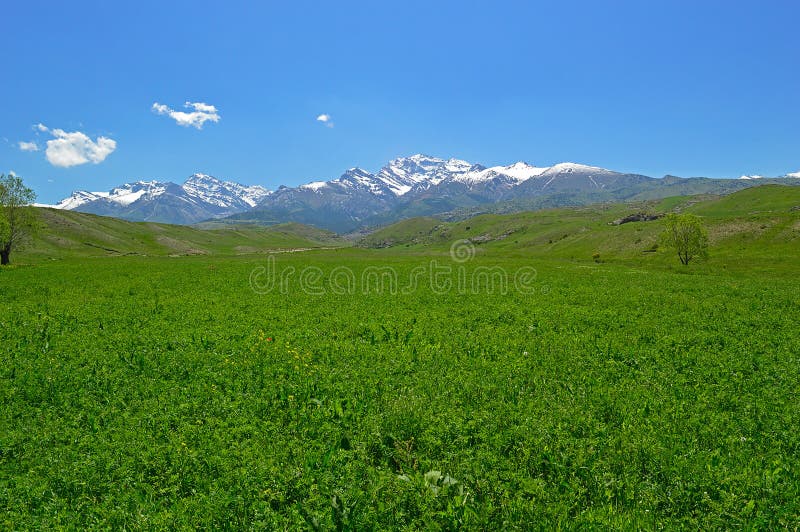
[169,249,208,257]
[709,220,771,244]
[157,236,209,255]
[234,246,260,254]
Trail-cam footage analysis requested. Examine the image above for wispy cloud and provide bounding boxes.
[153,101,221,129]
[18,141,39,152]
[316,114,334,128]
[37,124,117,168]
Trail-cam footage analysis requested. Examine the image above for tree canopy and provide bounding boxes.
[660,213,709,266]
[0,173,38,265]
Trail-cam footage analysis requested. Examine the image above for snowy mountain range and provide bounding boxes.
[50,174,271,225]
[229,155,659,231]
[229,155,800,232]
[48,154,800,230]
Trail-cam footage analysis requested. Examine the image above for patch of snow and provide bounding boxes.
[443,158,474,173]
[112,189,148,206]
[389,183,413,195]
[109,181,166,206]
[301,181,329,191]
[53,190,110,210]
[542,162,613,175]
[451,162,548,184]
[224,183,271,206]
[497,162,549,180]
[237,185,272,206]
[469,162,548,183]
[739,175,764,180]
[542,176,557,189]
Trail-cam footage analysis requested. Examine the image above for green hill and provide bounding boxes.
[16,208,348,262]
[685,184,800,217]
[357,184,800,267]
[12,186,800,267]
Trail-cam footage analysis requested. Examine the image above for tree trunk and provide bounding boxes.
[0,247,10,266]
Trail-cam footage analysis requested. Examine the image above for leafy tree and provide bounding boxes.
[660,213,708,266]
[0,174,38,265]
[0,211,8,245]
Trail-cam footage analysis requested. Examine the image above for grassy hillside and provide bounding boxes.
[685,184,800,217]
[357,185,800,268]
[17,208,348,261]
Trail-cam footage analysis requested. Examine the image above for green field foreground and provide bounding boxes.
[2,250,799,528]
[2,186,800,528]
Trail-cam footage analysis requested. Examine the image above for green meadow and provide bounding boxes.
[2,186,799,528]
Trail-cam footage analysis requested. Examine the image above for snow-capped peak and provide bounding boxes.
[51,182,167,210]
[54,190,110,210]
[542,162,613,175]
[108,181,167,206]
[399,154,442,165]
[296,169,381,194]
[449,162,536,184]
[739,174,765,180]
[344,167,373,177]
[300,181,329,191]
[376,154,477,195]
[335,167,389,195]
[484,162,548,181]
[184,173,225,188]
[181,173,272,207]
[785,171,800,179]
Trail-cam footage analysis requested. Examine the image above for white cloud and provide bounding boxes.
[36,123,49,132]
[18,141,39,152]
[316,114,334,128]
[37,124,117,168]
[188,101,217,113]
[152,101,221,129]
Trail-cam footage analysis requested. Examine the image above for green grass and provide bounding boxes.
[1,185,799,528]
[22,208,347,261]
[687,185,800,218]
[358,185,800,270]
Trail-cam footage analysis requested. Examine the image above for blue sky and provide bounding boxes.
[2,0,799,203]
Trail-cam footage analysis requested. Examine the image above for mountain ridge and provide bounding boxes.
[233,155,800,232]
[46,174,271,225]
[48,154,800,230]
